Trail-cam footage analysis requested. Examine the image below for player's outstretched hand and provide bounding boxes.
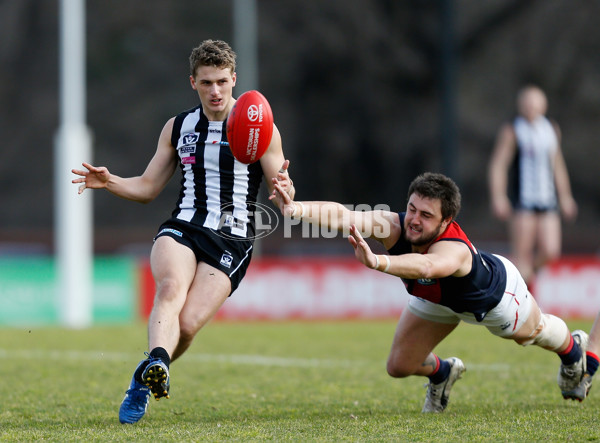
[71,162,110,194]
[274,159,294,199]
[348,224,377,269]
[270,180,296,218]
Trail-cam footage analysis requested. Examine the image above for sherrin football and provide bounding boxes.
[226,90,274,164]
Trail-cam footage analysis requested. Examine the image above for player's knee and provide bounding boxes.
[155,276,185,303]
[386,356,414,379]
[516,314,568,351]
[542,248,560,263]
[179,310,211,341]
[178,320,196,343]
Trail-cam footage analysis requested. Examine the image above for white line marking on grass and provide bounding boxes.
[0,348,511,371]
[184,353,368,368]
[0,348,372,368]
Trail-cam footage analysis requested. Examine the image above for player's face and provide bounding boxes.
[190,65,237,121]
[403,193,451,248]
[517,88,547,122]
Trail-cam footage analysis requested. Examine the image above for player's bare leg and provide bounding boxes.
[119,237,196,423]
[386,309,464,413]
[148,237,198,357]
[534,211,561,272]
[510,211,537,284]
[387,309,458,377]
[172,262,231,361]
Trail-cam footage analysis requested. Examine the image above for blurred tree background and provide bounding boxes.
[0,0,598,256]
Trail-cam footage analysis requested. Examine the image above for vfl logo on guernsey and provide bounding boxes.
[417,278,437,285]
[182,133,199,145]
[180,133,199,154]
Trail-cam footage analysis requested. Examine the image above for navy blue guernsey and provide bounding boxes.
[169,105,264,239]
[388,213,506,321]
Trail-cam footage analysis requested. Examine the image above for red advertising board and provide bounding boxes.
[138,256,600,321]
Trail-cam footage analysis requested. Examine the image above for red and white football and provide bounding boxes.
[226,90,274,164]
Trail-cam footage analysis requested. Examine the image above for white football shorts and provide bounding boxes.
[407,254,532,338]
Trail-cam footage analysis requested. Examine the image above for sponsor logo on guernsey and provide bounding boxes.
[417,278,437,285]
[182,156,196,165]
[220,251,233,268]
[158,228,183,237]
[180,145,196,154]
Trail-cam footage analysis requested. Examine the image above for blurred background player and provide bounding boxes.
[271,172,586,413]
[488,85,577,286]
[72,39,294,424]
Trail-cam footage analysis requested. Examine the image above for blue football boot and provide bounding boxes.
[119,360,151,424]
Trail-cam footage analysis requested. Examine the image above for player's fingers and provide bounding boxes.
[272,182,294,209]
[273,181,289,201]
[348,235,358,249]
[350,224,365,242]
[278,159,290,174]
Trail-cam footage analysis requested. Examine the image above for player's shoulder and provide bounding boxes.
[176,104,203,118]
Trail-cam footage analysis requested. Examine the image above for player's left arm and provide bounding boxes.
[349,225,472,278]
[259,124,295,208]
[550,123,577,221]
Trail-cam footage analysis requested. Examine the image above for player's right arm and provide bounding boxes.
[72,118,178,203]
[488,122,516,220]
[271,180,402,249]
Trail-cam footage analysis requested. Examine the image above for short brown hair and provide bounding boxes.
[189,39,236,77]
[407,172,461,221]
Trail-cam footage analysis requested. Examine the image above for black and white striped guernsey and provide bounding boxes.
[510,115,558,210]
[169,105,264,239]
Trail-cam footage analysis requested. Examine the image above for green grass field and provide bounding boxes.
[0,319,598,442]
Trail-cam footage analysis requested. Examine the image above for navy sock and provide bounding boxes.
[150,347,171,368]
[558,335,582,366]
[428,357,451,384]
[587,352,599,376]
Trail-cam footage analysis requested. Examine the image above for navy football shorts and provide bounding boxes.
[154,217,254,294]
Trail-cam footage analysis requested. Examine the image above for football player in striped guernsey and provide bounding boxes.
[73,39,294,423]
[489,85,577,286]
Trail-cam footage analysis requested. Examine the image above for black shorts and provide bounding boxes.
[154,217,254,294]
[513,202,558,213]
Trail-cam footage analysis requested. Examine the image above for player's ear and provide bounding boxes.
[190,75,197,90]
[231,71,237,87]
